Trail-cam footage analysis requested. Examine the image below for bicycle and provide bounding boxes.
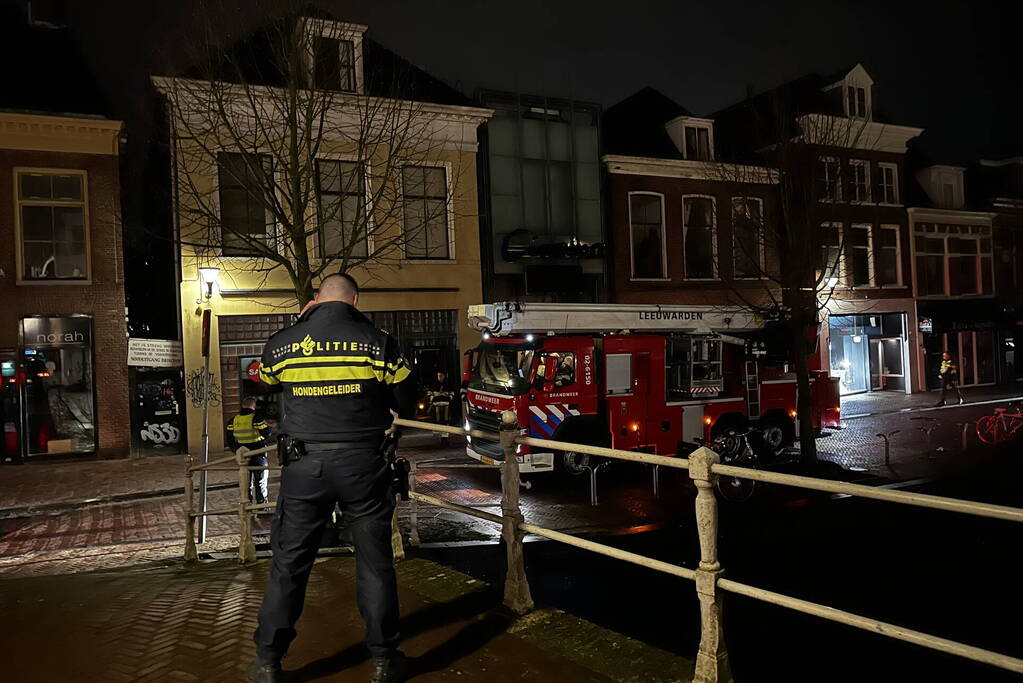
[975,401,1023,445]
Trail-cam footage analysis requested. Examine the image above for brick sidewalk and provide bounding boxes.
[1,556,690,683]
[840,384,1023,418]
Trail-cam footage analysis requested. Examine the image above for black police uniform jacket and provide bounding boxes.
[257,301,411,442]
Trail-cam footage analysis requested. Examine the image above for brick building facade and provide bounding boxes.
[0,113,128,460]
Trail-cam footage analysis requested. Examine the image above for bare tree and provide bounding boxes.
[153,3,472,308]
[713,104,875,465]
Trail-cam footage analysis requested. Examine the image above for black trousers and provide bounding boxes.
[254,443,399,662]
[940,374,964,404]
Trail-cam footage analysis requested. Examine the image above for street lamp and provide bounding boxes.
[198,266,220,303]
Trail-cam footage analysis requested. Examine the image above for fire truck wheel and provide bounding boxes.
[758,414,795,456]
[559,451,594,475]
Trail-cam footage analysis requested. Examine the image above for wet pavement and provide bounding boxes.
[1,555,689,683]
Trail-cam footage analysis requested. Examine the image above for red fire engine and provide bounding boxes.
[462,303,841,474]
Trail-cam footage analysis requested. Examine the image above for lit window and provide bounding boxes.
[629,193,666,279]
[403,166,450,259]
[682,196,716,279]
[17,170,88,280]
[316,159,367,259]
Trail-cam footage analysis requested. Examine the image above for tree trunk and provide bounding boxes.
[791,322,818,466]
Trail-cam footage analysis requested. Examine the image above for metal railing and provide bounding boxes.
[392,412,1023,682]
[181,414,1023,681]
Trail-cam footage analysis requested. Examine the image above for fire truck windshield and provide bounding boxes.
[469,344,534,395]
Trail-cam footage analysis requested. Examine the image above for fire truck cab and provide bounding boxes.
[462,302,841,474]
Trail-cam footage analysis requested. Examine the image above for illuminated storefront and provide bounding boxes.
[828,313,909,395]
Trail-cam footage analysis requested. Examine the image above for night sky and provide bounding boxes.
[68,0,1016,161]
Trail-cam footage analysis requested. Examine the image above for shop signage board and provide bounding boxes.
[20,316,93,347]
[128,339,184,368]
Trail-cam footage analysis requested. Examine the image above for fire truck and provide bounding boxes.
[462,302,841,474]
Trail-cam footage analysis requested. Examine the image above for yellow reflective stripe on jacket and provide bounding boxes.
[230,414,264,444]
[258,363,280,385]
[386,359,411,385]
[271,355,387,374]
[276,364,381,383]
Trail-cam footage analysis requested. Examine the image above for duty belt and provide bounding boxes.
[301,440,379,453]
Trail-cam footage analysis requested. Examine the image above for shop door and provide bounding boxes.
[868,340,882,390]
[879,338,906,391]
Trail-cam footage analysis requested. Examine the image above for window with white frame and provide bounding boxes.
[684,125,712,161]
[402,166,450,259]
[849,223,873,287]
[16,170,88,280]
[847,85,868,118]
[629,193,666,279]
[820,222,843,284]
[313,36,356,92]
[877,224,901,286]
[218,152,274,256]
[682,196,716,279]
[850,160,870,202]
[878,163,899,204]
[914,223,994,297]
[732,196,764,278]
[818,156,842,201]
[316,159,367,259]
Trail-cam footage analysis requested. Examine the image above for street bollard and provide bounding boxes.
[688,447,733,683]
[876,430,900,467]
[499,409,534,615]
[236,447,257,564]
[911,417,941,461]
[184,454,198,564]
[955,422,972,452]
[653,463,662,499]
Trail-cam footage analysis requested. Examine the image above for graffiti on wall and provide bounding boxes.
[140,422,181,444]
[185,368,221,408]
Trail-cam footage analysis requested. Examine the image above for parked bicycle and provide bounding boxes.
[975,401,1023,445]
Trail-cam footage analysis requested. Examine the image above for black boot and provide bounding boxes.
[370,652,409,683]
[248,658,282,683]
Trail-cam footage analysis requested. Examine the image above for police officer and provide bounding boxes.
[226,395,272,505]
[249,273,413,683]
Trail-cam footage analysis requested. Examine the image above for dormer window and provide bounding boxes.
[302,18,366,94]
[313,36,356,92]
[684,126,711,161]
[665,115,715,161]
[847,86,868,118]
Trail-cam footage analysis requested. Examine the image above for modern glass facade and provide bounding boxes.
[477,91,605,301]
[828,313,908,395]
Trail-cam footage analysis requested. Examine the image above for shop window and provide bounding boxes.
[682,196,716,279]
[629,193,666,279]
[18,317,96,456]
[732,196,764,278]
[316,159,367,258]
[402,166,450,259]
[218,152,274,256]
[16,170,88,281]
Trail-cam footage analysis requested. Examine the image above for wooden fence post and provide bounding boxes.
[184,454,198,564]
[689,447,732,683]
[237,448,257,564]
[499,409,533,615]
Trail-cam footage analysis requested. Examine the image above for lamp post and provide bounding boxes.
[196,266,218,544]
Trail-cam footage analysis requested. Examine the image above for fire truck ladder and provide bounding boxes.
[745,360,760,420]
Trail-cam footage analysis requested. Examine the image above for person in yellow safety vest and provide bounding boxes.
[935,352,965,407]
[226,396,273,505]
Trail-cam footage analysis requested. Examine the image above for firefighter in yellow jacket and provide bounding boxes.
[227,396,272,504]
